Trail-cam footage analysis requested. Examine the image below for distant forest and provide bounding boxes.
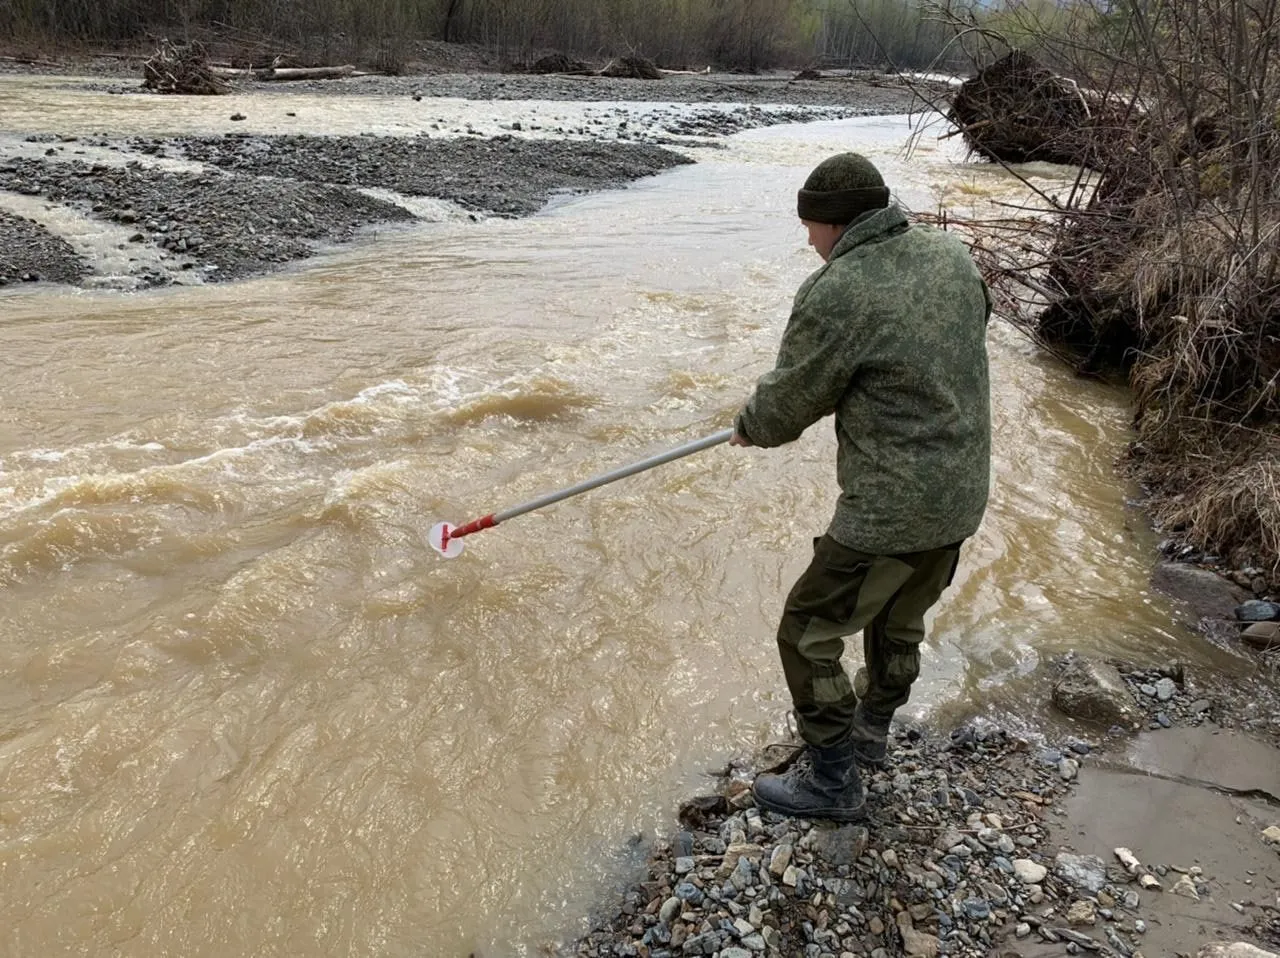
[0,0,1039,72]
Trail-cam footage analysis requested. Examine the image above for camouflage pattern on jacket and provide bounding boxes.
[736,204,991,554]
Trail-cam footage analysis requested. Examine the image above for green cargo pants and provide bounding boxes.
[778,534,962,748]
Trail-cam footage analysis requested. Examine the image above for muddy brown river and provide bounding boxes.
[0,85,1221,956]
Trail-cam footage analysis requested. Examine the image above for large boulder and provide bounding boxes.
[1152,561,1248,620]
[1051,653,1144,728]
[1242,621,1280,651]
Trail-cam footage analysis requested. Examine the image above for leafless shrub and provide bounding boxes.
[930,0,1280,575]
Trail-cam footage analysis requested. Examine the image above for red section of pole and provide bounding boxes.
[446,514,499,542]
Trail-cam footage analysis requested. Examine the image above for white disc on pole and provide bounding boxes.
[428,522,465,559]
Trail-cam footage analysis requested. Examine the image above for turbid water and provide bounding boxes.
[0,86,1244,957]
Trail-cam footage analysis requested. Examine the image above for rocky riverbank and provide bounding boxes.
[0,208,86,286]
[566,657,1280,958]
[0,135,692,284]
[0,45,928,111]
[0,68,907,290]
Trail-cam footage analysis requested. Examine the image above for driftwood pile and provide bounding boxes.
[141,40,370,92]
[142,40,230,95]
[949,51,1126,167]
[600,55,663,80]
[515,52,667,80]
[529,53,589,75]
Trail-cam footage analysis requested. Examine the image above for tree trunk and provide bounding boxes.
[257,65,361,81]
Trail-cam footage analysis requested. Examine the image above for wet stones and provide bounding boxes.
[1151,560,1248,619]
[171,134,694,217]
[1054,852,1108,894]
[1051,653,1144,728]
[0,209,89,286]
[1235,600,1280,622]
[0,156,414,283]
[569,718,1106,958]
[1241,621,1280,651]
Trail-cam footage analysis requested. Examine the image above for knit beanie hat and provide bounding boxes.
[797,153,890,224]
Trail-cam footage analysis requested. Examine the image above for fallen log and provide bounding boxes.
[0,55,61,67]
[257,65,364,81]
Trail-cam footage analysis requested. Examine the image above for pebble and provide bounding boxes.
[1172,874,1200,900]
[1013,859,1048,884]
[976,827,1001,848]
[674,881,704,905]
[1015,922,1032,938]
[1154,677,1177,701]
[674,831,694,857]
[1055,852,1108,893]
[964,899,991,920]
[1038,747,1063,765]
[768,843,792,876]
[1059,758,1080,781]
[1067,900,1097,925]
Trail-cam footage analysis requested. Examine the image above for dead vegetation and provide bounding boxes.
[949,51,1096,166]
[528,52,588,74]
[515,51,664,79]
[932,0,1280,577]
[142,39,230,94]
[599,54,663,80]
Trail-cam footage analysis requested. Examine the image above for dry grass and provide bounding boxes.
[940,36,1280,574]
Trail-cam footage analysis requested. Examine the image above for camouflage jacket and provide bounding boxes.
[736,205,991,554]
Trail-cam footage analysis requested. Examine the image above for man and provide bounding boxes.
[731,152,991,821]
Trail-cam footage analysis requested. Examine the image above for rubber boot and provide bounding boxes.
[848,704,893,767]
[752,739,866,821]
